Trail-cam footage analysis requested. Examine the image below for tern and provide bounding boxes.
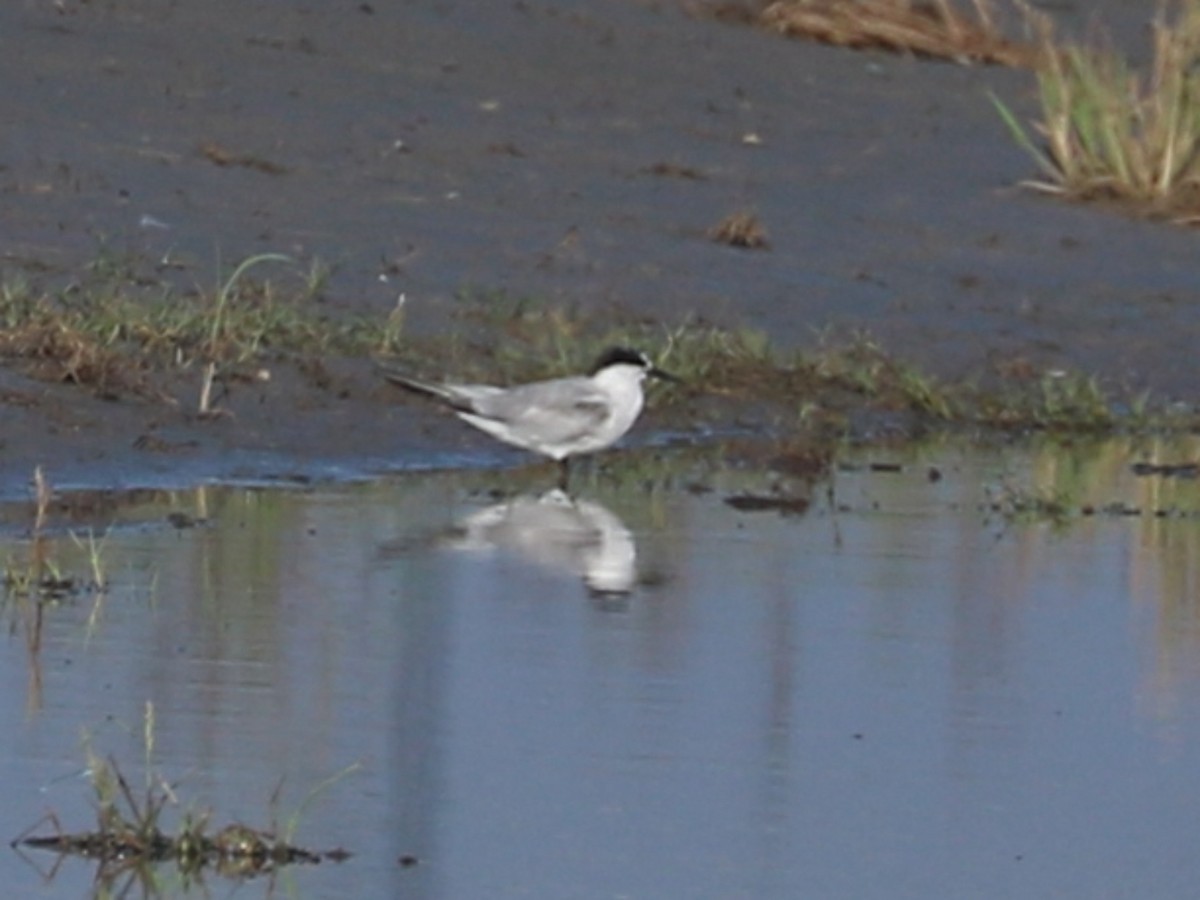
[380,347,677,487]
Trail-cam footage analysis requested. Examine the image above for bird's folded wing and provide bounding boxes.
[470,380,610,442]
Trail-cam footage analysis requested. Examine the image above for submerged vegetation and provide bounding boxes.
[975,433,1200,526]
[12,702,354,892]
[2,467,108,605]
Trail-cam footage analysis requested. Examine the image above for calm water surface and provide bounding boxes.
[3,439,1200,899]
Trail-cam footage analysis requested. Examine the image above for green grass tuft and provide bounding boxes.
[996,0,1200,220]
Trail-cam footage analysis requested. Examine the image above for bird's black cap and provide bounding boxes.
[590,347,651,374]
[589,346,678,381]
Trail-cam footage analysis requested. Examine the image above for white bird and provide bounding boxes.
[380,347,677,487]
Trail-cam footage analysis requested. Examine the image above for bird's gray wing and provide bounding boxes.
[467,377,610,443]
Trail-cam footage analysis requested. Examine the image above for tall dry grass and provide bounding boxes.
[994,1,1200,220]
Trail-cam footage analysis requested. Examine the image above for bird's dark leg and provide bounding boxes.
[557,458,571,492]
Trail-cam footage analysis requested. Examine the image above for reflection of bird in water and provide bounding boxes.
[379,347,677,489]
[449,489,637,595]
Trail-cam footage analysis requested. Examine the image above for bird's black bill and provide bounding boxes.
[648,366,680,383]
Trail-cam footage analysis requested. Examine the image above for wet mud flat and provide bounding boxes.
[3,1,1200,495]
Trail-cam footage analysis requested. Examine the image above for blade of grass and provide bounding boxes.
[989,90,1061,180]
[207,253,292,355]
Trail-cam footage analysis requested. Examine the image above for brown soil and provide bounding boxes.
[0,0,1193,497]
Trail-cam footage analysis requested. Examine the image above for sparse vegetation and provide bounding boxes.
[0,255,392,398]
[808,334,957,419]
[384,293,1200,435]
[1,257,1197,441]
[974,369,1117,431]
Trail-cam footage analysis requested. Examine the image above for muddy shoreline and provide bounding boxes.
[2,1,1197,498]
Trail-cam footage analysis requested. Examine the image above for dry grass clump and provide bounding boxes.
[0,315,160,399]
[723,0,1039,67]
[708,209,771,249]
[994,0,1200,221]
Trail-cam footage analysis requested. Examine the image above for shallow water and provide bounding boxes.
[5,438,1200,898]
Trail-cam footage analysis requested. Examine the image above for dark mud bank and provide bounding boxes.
[2,0,1198,495]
